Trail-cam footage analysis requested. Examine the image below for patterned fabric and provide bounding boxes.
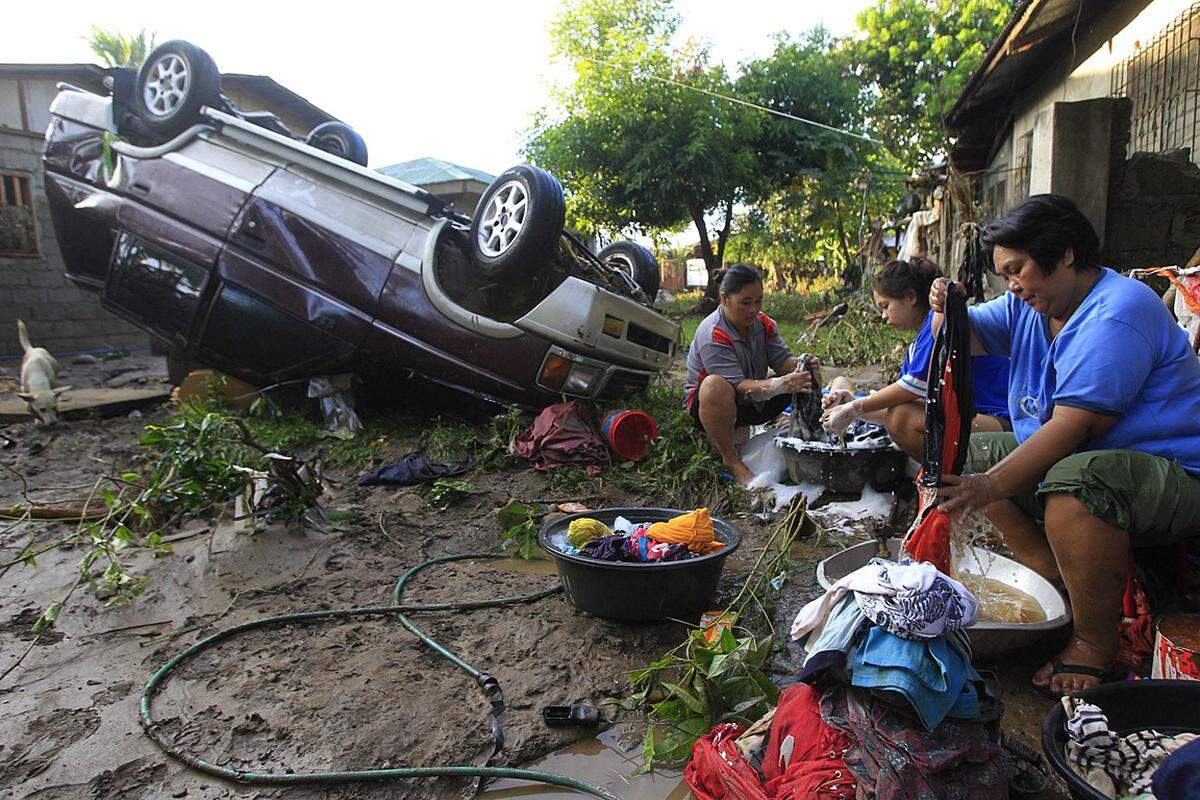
[1062,698,1198,799]
[853,566,978,640]
[819,684,1008,800]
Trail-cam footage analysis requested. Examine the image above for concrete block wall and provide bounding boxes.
[0,129,147,358]
[1105,148,1200,271]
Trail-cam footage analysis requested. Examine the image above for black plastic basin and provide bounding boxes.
[1041,679,1200,800]
[538,507,742,622]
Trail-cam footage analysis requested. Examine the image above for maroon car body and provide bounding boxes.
[42,85,678,406]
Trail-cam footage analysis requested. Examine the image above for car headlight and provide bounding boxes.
[563,362,606,395]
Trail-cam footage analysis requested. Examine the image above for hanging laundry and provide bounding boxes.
[566,518,612,549]
[903,282,975,573]
[1062,697,1197,800]
[647,508,724,554]
[820,684,1008,800]
[791,558,977,643]
[955,223,988,304]
[511,400,611,475]
[357,452,473,487]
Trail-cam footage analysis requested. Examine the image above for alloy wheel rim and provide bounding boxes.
[478,180,528,257]
[143,53,190,118]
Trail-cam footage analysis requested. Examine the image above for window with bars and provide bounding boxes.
[0,172,38,257]
[1111,3,1200,162]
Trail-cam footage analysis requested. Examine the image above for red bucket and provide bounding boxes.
[600,409,659,462]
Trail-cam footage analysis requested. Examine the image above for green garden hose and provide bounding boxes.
[140,553,620,800]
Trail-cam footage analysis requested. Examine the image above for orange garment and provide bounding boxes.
[647,508,724,554]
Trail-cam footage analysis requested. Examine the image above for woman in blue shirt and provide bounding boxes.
[935,194,1200,696]
[822,258,1010,460]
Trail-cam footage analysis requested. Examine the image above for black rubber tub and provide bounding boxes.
[538,507,742,622]
[1041,679,1200,800]
[779,440,908,493]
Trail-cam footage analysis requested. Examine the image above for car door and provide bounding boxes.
[195,166,417,381]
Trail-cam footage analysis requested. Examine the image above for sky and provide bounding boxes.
[6,0,873,174]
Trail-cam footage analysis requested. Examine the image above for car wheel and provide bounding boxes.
[305,122,369,167]
[598,241,661,302]
[135,41,221,141]
[469,165,565,283]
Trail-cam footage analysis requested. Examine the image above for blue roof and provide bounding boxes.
[376,157,495,186]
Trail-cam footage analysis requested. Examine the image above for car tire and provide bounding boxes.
[598,241,661,302]
[135,40,222,141]
[306,122,369,167]
[469,165,565,283]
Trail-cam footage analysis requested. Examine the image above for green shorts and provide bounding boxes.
[965,432,1200,546]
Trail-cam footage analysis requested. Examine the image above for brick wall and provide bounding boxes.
[0,128,148,358]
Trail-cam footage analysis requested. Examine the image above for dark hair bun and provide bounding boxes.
[719,263,763,296]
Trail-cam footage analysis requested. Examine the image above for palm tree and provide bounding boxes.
[86,26,156,69]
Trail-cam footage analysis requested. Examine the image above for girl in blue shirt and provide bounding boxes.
[934,194,1200,697]
[822,258,1010,460]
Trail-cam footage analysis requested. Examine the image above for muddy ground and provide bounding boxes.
[0,355,1070,799]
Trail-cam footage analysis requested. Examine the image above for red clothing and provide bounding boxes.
[684,685,856,800]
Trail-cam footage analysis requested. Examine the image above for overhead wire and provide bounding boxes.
[574,53,885,147]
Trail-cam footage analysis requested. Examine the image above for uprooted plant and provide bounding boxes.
[0,400,326,685]
[627,500,812,770]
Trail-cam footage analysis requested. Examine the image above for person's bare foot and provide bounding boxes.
[1032,635,1118,696]
[727,461,756,486]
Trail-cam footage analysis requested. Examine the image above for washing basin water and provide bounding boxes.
[815,538,1071,659]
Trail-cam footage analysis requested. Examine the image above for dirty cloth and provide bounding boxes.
[788,352,825,442]
[762,684,857,799]
[797,594,870,684]
[579,534,629,561]
[791,559,977,643]
[357,452,472,487]
[646,508,724,554]
[820,684,1008,800]
[1153,736,1200,800]
[512,400,611,475]
[685,687,856,800]
[903,283,974,573]
[848,627,984,732]
[578,533,696,563]
[1063,698,1198,800]
[566,517,612,549]
[685,723,769,800]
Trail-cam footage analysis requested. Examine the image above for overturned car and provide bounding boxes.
[42,40,677,405]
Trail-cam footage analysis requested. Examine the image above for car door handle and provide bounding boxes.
[129,182,151,196]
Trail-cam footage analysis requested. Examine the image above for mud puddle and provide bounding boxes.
[481,728,685,799]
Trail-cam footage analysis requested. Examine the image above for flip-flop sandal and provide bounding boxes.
[1035,661,1121,698]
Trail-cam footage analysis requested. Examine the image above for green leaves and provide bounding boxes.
[32,602,61,634]
[496,502,545,560]
[427,478,473,511]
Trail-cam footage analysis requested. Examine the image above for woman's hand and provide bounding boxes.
[775,371,812,395]
[821,399,860,433]
[929,277,951,313]
[795,354,820,373]
[822,388,855,410]
[936,472,999,519]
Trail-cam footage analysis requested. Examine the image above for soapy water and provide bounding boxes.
[949,511,1046,624]
[741,430,821,512]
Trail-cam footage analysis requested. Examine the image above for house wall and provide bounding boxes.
[0,77,147,358]
[1106,148,1200,269]
[221,84,317,139]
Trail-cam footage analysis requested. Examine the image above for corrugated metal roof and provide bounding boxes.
[377,157,495,186]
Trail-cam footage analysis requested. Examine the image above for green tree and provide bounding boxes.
[86,25,156,69]
[525,2,874,294]
[524,0,757,291]
[852,0,1011,166]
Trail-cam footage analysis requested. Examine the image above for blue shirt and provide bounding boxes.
[968,267,1200,471]
[900,313,1011,418]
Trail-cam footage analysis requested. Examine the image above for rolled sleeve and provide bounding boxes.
[1053,319,1153,415]
[968,295,1013,358]
[699,340,748,387]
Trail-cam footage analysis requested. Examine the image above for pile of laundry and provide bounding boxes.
[1062,697,1200,800]
[564,508,724,563]
[685,556,1010,800]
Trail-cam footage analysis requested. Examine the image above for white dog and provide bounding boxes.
[17,320,70,426]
